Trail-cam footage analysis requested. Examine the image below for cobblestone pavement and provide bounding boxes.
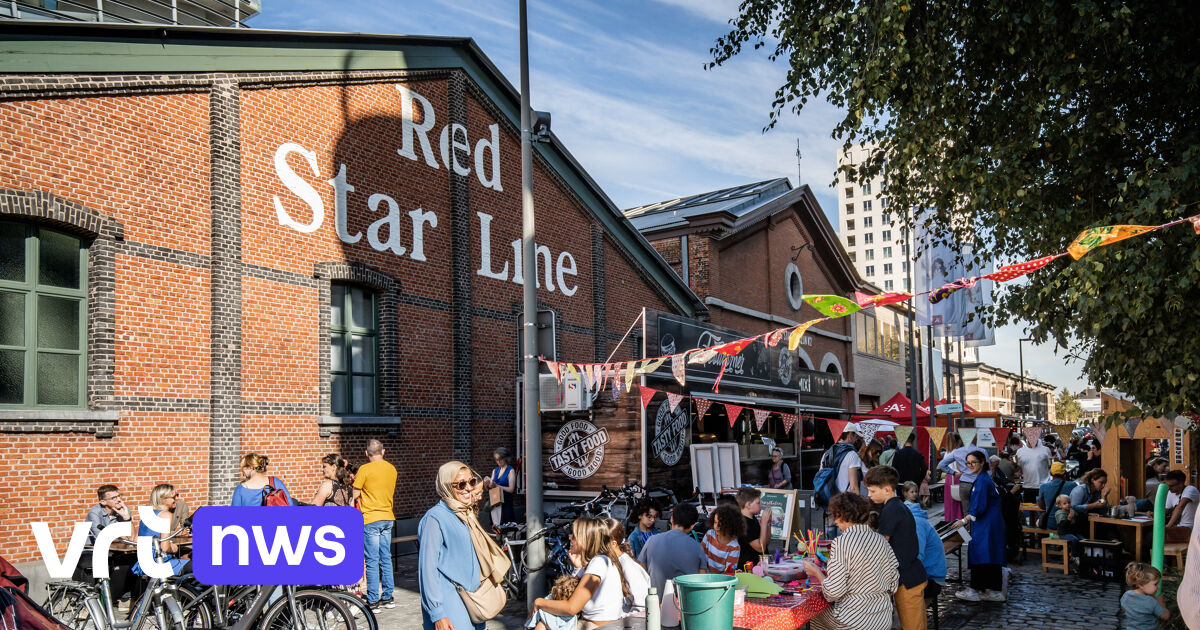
[375,552,525,629]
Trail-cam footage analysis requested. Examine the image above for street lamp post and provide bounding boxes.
[519,0,546,606]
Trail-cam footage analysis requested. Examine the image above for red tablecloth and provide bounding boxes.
[733,590,831,630]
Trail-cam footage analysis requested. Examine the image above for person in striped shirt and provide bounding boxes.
[701,505,745,573]
[804,492,899,630]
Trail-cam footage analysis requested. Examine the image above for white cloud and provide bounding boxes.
[650,0,741,24]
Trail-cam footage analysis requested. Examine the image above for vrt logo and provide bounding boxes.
[33,506,177,579]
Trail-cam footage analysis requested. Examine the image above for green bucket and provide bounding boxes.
[674,573,738,630]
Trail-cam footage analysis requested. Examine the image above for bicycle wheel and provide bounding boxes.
[326,591,376,630]
[260,590,354,630]
[44,584,92,629]
[171,586,212,629]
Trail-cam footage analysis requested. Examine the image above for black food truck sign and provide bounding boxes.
[643,309,842,405]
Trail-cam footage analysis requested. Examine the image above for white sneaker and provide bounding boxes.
[955,588,982,602]
[981,590,1006,602]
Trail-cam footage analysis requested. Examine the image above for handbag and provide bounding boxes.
[950,478,965,502]
[488,485,503,507]
[1038,480,1067,529]
[453,575,506,623]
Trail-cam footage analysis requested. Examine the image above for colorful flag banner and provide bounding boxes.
[926,427,947,449]
[789,319,820,352]
[713,357,729,393]
[753,409,770,430]
[1090,422,1108,445]
[667,393,684,412]
[639,386,657,411]
[780,413,798,435]
[546,360,562,383]
[671,355,686,386]
[611,375,624,400]
[989,427,1011,448]
[1067,224,1157,260]
[827,420,849,440]
[1122,416,1142,438]
[803,295,862,318]
[1190,214,1200,235]
[1022,426,1043,445]
[984,254,1064,283]
[695,398,713,419]
[958,428,978,446]
[893,426,914,447]
[624,362,638,391]
[715,336,758,356]
[638,357,669,374]
[688,349,719,365]
[764,328,785,347]
[1053,424,1075,446]
[724,403,744,428]
[858,422,880,442]
[855,290,914,307]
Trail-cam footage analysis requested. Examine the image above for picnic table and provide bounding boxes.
[733,589,831,630]
[1088,513,1152,562]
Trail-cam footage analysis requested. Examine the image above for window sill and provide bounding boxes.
[317,416,402,438]
[0,410,120,437]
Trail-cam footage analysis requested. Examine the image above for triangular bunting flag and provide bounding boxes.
[578,367,592,393]
[765,328,785,347]
[624,361,638,390]
[958,428,978,447]
[858,422,880,442]
[780,413,798,435]
[1090,422,1107,445]
[565,363,580,384]
[546,360,562,383]
[827,420,849,441]
[984,254,1064,283]
[590,364,603,389]
[671,355,686,386]
[753,409,770,431]
[1022,426,1043,445]
[1053,424,1075,446]
[789,319,821,351]
[695,398,713,419]
[803,295,862,318]
[688,349,719,365]
[667,393,684,412]
[854,290,914,307]
[639,386,657,411]
[724,403,744,428]
[926,427,947,449]
[1189,214,1200,235]
[611,374,624,400]
[990,427,1011,448]
[713,356,729,393]
[1122,416,1142,438]
[893,425,913,447]
[638,357,669,374]
[714,336,757,356]
[1067,224,1157,260]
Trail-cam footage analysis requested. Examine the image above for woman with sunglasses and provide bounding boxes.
[949,451,1007,602]
[419,461,512,630]
[133,484,190,577]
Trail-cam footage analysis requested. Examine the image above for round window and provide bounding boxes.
[784,262,804,310]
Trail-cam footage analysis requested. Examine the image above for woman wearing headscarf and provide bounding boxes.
[419,461,512,630]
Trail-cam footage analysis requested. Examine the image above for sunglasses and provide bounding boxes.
[451,477,481,491]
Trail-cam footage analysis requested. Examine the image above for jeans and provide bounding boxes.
[364,520,394,603]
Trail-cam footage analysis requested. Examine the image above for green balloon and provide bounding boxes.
[1152,482,1169,594]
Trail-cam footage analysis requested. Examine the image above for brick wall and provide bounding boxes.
[0,70,679,563]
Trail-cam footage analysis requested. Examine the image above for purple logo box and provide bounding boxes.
[192,507,364,585]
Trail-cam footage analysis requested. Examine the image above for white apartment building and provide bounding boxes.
[836,143,912,294]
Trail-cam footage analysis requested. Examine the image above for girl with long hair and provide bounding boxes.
[528,516,630,629]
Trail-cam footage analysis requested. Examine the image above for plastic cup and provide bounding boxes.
[733,586,747,615]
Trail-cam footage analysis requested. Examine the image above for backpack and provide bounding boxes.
[813,443,855,508]
[262,477,290,507]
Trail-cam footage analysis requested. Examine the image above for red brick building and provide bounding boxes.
[0,23,705,574]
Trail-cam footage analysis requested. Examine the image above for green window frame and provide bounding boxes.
[329,283,378,416]
[0,221,88,408]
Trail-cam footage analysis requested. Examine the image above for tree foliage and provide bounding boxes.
[1055,387,1083,425]
[710,1,1200,414]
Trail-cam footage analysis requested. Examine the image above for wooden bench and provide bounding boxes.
[1021,527,1053,558]
[1041,537,1070,574]
[1164,542,1188,568]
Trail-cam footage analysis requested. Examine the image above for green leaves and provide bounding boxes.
[713,0,1200,415]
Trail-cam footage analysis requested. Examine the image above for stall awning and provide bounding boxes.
[689,391,799,411]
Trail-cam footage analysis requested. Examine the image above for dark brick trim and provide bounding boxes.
[243,401,319,416]
[448,71,473,463]
[313,261,401,418]
[243,262,316,288]
[0,410,120,437]
[114,396,210,412]
[0,189,123,420]
[118,240,211,270]
[208,76,243,504]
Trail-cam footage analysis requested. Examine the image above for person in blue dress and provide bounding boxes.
[132,484,190,578]
[230,452,292,506]
[950,451,1006,603]
[483,448,516,526]
[420,461,512,630]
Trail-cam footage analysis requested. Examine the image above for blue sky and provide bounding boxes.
[252,0,1089,396]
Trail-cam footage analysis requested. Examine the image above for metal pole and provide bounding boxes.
[1019,338,1026,422]
[958,340,967,428]
[519,0,546,607]
[905,274,917,429]
[926,325,937,469]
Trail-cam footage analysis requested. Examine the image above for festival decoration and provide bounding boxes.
[753,409,770,430]
[893,426,914,447]
[984,254,1064,282]
[624,362,638,391]
[639,386,657,411]
[713,357,729,392]
[724,403,745,428]
[803,295,862,318]
[1090,422,1108,445]
[789,319,820,352]
[926,427,947,449]
[858,422,881,442]
[1022,426,1043,445]
[688,349,718,364]
[1053,424,1075,446]
[671,355,686,386]
[855,290,913,307]
[1067,224,1157,259]
[638,357,669,374]
[715,336,758,356]
[667,393,684,412]
[827,420,849,440]
[765,328,785,347]
[989,427,1011,447]
[780,413,798,435]
[1122,416,1143,438]
[929,278,976,304]
[958,428,978,446]
[611,372,624,400]
[694,398,713,419]
[546,360,562,383]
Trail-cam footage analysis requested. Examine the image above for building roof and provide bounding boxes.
[624,178,793,232]
[0,20,708,318]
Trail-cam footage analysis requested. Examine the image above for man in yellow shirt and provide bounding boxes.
[353,439,397,610]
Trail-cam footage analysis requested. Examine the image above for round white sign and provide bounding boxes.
[549,419,610,480]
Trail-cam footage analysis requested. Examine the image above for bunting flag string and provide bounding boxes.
[540,212,1200,396]
[1022,426,1044,445]
[1053,424,1075,446]
[893,425,914,447]
[990,427,1011,447]
[926,427,947,449]
[857,421,880,442]
[639,386,657,411]
[958,428,978,446]
[694,398,713,419]
[667,393,684,412]
[1122,416,1142,438]
[713,357,729,393]
[611,371,624,400]
[780,413,798,435]
[753,409,771,431]
[1090,422,1108,445]
[724,403,745,428]
[827,420,849,440]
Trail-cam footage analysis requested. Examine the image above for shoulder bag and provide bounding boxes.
[1038,480,1067,529]
[488,468,504,507]
[454,575,506,623]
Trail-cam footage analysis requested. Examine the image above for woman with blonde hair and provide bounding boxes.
[134,484,189,576]
[231,452,292,506]
[419,461,511,630]
[603,518,650,617]
[527,516,630,629]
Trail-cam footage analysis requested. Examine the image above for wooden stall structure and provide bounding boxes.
[1101,416,1196,505]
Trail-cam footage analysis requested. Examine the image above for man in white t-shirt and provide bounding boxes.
[823,424,863,495]
[1164,470,1198,529]
[1015,435,1053,500]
